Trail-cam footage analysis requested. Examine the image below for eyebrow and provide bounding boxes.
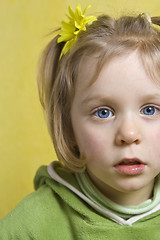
[81,93,160,105]
[139,93,160,101]
[81,95,113,105]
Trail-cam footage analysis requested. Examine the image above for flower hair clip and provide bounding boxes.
[141,13,160,31]
[141,13,152,25]
[57,4,97,58]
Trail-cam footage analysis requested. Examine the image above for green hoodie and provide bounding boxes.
[0,161,160,239]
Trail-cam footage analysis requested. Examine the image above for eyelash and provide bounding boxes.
[140,105,160,116]
[93,107,114,119]
[92,105,160,119]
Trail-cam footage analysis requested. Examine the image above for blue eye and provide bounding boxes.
[141,106,159,115]
[95,109,113,118]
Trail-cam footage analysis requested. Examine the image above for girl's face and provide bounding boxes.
[71,51,160,205]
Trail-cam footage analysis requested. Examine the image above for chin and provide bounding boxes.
[117,178,148,192]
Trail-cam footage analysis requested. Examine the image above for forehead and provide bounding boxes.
[76,50,160,89]
[75,55,99,90]
[75,51,160,96]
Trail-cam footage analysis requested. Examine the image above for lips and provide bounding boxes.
[115,158,146,175]
[118,158,144,165]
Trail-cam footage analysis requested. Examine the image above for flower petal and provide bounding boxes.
[83,5,91,15]
[75,4,83,19]
[59,37,77,58]
[57,4,97,58]
[57,33,74,43]
[68,6,75,19]
[83,16,97,25]
[61,21,75,31]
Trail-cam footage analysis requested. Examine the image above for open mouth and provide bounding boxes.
[115,158,146,175]
[118,159,143,165]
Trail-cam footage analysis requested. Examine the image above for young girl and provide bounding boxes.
[1,4,160,239]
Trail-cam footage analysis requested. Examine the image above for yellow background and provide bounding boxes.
[1,0,160,219]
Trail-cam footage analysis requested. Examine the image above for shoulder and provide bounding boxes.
[0,184,61,238]
[0,163,75,239]
[0,162,98,239]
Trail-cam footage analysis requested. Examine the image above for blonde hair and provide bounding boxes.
[38,14,160,172]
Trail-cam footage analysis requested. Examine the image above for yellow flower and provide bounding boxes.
[57,4,97,58]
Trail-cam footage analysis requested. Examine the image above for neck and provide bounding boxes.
[87,172,154,206]
[104,184,154,206]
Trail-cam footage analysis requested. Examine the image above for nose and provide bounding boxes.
[115,118,141,145]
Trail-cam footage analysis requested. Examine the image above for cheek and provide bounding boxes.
[156,131,160,141]
[151,129,160,144]
[148,130,160,156]
[154,131,160,150]
[77,128,110,158]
